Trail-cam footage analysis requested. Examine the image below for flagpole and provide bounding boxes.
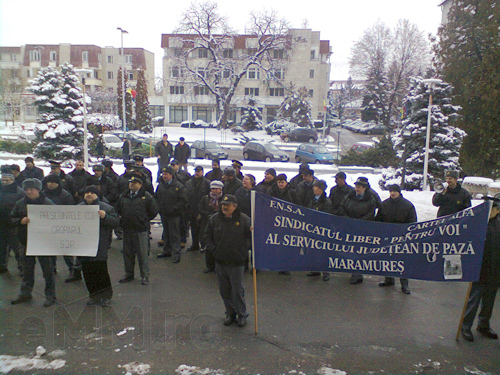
[455,282,473,341]
[251,190,258,335]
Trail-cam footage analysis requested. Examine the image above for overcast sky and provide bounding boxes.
[0,0,443,80]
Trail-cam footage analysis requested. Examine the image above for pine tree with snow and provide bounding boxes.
[117,67,133,130]
[240,98,263,131]
[278,84,312,126]
[28,64,85,162]
[135,68,151,131]
[380,77,464,190]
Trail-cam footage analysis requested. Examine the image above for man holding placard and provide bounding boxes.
[9,178,57,307]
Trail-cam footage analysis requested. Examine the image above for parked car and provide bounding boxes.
[180,119,213,128]
[264,119,298,135]
[102,134,123,150]
[280,127,318,143]
[357,123,386,135]
[243,141,289,162]
[110,132,143,148]
[295,144,334,164]
[350,141,375,154]
[191,140,228,160]
[16,133,36,143]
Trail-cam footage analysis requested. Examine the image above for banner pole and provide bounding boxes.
[251,190,258,335]
[455,282,473,341]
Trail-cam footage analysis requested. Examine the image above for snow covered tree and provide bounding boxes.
[117,67,133,130]
[278,84,312,126]
[240,98,263,130]
[135,68,151,131]
[350,20,430,125]
[89,88,118,114]
[380,77,464,190]
[28,64,85,162]
[172,1,289,128]
[435,0,500,177]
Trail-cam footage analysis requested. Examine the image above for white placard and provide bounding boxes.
[26,205,99,256]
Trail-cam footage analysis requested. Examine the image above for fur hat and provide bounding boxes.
[224,166,236,176]
[22,178,42,191]
[313,179,327,191]
[265,168,277,177]
[84,185,99,195]
[45,174,60,184]
[92,164,105,172]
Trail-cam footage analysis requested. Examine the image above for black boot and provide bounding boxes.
[65,269,82,283]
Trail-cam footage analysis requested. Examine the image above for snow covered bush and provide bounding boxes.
[240,99,263,131]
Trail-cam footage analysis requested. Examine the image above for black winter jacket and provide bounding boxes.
[0,183,24,226]
[307,192,333,213]
[43,185,75,206]
[480,215,500,287]
[296,179,317,207]
[43,171,76,197]
[185,177,210,215]
[21,166,44,181]
[224,177,243,196]
[117,187,158,232]
[155,178,186,217]
[269,184,300,205]
[234,187,254,217]
[432,183,472,217]
[338,190,377,221]
[376,195,417,224]
[329,184,354,215]
[204,207,251,267]
[174,143,191,164]
[205,168,223,182]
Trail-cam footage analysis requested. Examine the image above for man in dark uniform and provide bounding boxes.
[269,174,300,205]
[296,168,317,207]
[78,185,119,306]
[122,138,132,162]
[204,194,252,327]
[289,163,309,189]
[117,161,136,194]
[10,178,57,307]
[44,160,76,197]
[205,159,223,182]
[155,166,186,263]
[184,166,210,252]
[232,160,244,181]
[199,180,224,272]
[174,137,191,172]
[0,172,24,274]
[155,134,173,181]
[92,164,119,205]
[329,172,354,215]
[103,160,119,184]
[256,168,277,195]
[10,164,24,187]
[117,175,158,285]
[338,176,377,284]
[170,159,191,185]
[133,155,153,184]
[21,157,44,181]
[223,167,243,196]
[461,194,500,342]
[69,160,91,202]
[234,174,256,218]
[376,184,417,294]
[432,170,471,217]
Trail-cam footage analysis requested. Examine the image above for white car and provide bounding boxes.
[102,134,123,149]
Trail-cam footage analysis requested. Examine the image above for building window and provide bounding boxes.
[169,106,187,123]
[194,86,210,95]
[107,55,113,63]
[170,86,184,95]
[193,106,212,122]
[128,72,134,80]
[150,105,165,118]
[223,69,231,79]
[29,50,41,61]
[93,71,99,79]
[272,68,285,80]
[266,106,279,123]
[98,54,101,63]
[198,49,208,58]
[11,54,17,62]
[244,87,259,96]
[310,50,316,60]
[173,48,183,57]
[81,51,88,62]
[171,66,181,78]
[308,89,314,97]
[26,70,30,78]
[125,55,133,63]
[310,70,315,78]
[247,48,257,56]
[269,88,284,97]
[50,51,57,61]
[223,49,233,58]
[273,49,285,59]
[107,71,113,79]
[197,67,206,78]
[11,70,18,78]
[247,68,260,80]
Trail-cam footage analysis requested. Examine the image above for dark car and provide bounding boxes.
[191,140,228,160]
[280,127,318,143]
[243,141,289,162]
[357,123,387,135]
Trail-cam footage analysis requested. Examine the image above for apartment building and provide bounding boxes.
[161,28,332,125]
[0,44,154,122]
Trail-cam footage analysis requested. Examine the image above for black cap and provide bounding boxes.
[276,173,287,181]
[92,164,105,172]
[194,165,204,172]
[232,160,243,168]
[49,160,62,167]
[45,174,60,184]
[388,184,401,193]
[354,177,370,187]
[265,168,277,177]
[445,170,460,179]
[133,155,144,162]
[179,137,185,141]
[84,185,99,195]
[335,172,347,180]
[161,166,175,175]
[102,159,113,167]
[302,168,314,176]
[129,175,144,184]
[124,160,135,168]
[313,179,327,191]
[221,194,238,204]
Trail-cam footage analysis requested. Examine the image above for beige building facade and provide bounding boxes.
[161,28,332,125]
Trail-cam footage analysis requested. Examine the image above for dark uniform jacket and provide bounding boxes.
[234,187,254,218]
[481,215,500,287]
[256,179,276,195]
[432,183,472,217]
[155,140,173,165]
[338,190,377,221]
[117,187,158,232]
[43,171,76,197]
[21,166,44,181]
[96,175,119,205]
[307,192,333,213]
[174,143,191,164]
[105,168,120,184]
[205,168,223,182]
[289,173,304,189]
[224,177,243,196]
[376,195,417,224]
[296,179,317,207]
[78,199,119,262]
[0,183,24,227]
[269,184,300,205]
[69,169,91,200]
[43,185,75,206]
[204,207,251,267]
[185,177,210,215]
[174,170,191,185]
[155,178,186,217]
[9,192,54,246]
[329,184,355,215]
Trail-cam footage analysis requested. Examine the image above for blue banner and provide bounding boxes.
[253,192,490,282]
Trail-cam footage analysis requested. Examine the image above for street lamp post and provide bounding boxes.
[336,127,342,162]
[117,27,128,140]
[400,128,412,190]
[422,78,442,191]
[75,68,92,170]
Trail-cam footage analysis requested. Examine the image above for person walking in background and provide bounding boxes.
[21,157,44,181]
[184,166,210,252]
[329,172,354,215]
[122,137,132,162]
[155,134,173,181]
[205,159,223,182]
[174,137,191,172]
